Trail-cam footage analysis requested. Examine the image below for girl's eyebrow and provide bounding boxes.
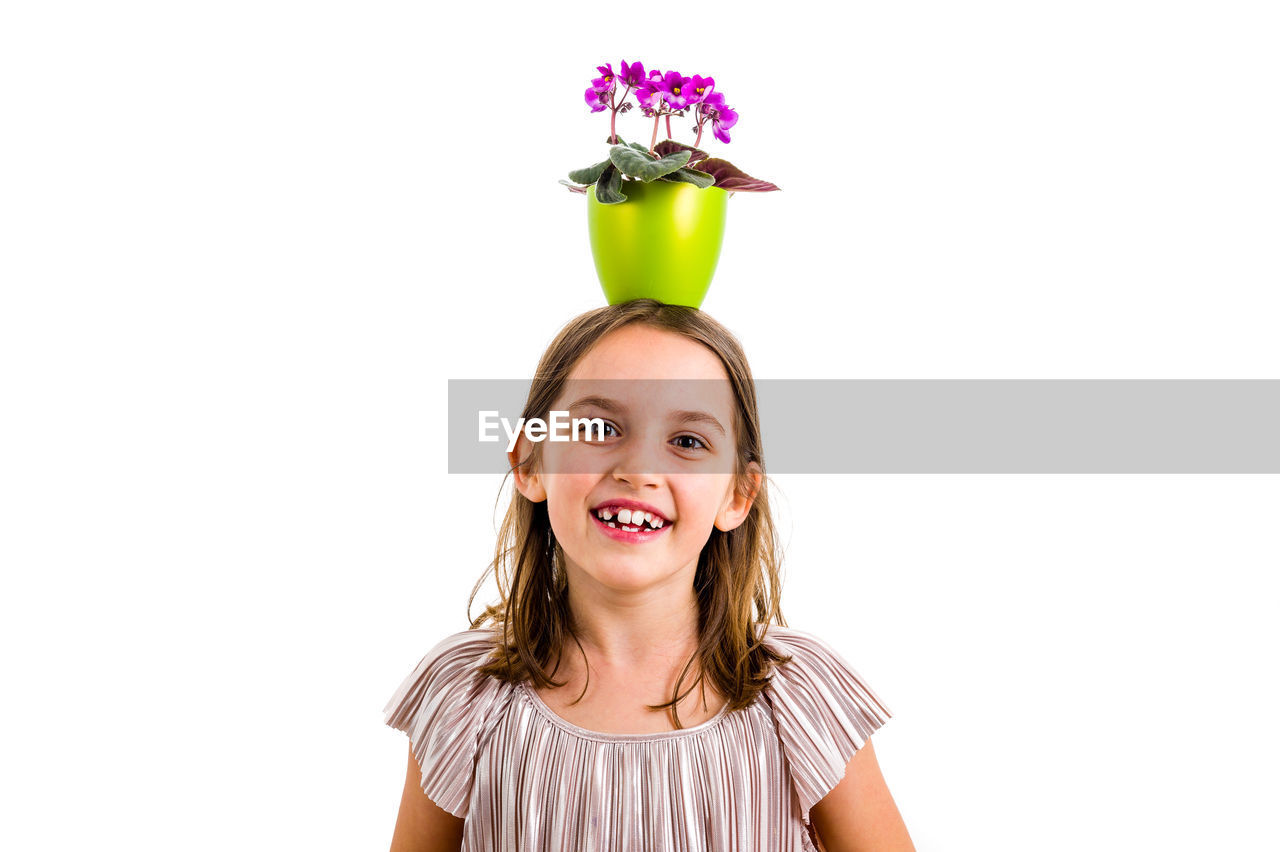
[566,394,624,414]
[567,396,727,437]
[670,409,727,437]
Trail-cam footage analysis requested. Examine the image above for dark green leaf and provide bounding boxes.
[661,167,716,188]
[689,158,780,192]
[595,164,625,204]
[568,160,611,185]
[608,145,692,182]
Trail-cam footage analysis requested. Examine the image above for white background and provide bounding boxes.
[2,1,1277,850]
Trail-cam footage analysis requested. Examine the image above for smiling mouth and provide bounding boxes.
[589,506,672,538]
[591,506,668,531]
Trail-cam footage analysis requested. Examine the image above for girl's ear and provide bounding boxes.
[509,435,547,503]
[715,462,763,532]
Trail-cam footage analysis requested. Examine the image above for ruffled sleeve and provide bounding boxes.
[761,626,894,824]
[382,627,510,819]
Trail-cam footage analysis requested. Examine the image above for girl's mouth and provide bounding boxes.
[589,507,672,542]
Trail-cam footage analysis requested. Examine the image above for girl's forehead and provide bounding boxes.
[551,379,738,448]
[568,325,730,383]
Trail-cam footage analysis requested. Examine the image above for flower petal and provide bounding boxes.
[687,75,715,105]
[636,82,663,108]
[585,87,609,112]
[621,60,645,87]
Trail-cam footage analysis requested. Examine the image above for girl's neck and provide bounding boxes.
[567,587,701,666]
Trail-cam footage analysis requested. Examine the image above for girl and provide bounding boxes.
[383,300,915,851]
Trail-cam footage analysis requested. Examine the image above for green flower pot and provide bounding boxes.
[587,179,729,309]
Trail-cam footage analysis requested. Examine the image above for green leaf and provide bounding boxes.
[568,159,611,185]
[595,164,625,204]
[608,145,692,182]
[661,167,716,188]
[559,179,588,194]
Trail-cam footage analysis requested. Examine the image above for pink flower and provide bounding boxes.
[699,92,739,143]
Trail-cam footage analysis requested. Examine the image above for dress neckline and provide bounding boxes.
[517,680,733,743]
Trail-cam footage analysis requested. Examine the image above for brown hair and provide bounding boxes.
[467,299,791,727]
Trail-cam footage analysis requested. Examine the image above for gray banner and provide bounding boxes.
[448,380,1280,473]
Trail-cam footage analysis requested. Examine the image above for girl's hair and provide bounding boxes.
[468,299,790,727]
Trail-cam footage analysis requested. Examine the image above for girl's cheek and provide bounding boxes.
[546,445,608,476]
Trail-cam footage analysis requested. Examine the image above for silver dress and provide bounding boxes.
[383,624,892,851]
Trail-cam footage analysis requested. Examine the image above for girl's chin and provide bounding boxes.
[561,551,699,593]
[578,569,689,596]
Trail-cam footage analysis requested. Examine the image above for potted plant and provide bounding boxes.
[562,60,779,309]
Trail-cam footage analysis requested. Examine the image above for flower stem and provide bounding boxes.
[649,115,660,155]
[694,120,704,148]
[665,115,672,139]
[608,85,632,145]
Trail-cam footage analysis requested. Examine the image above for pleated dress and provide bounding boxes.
[382,624,892,852]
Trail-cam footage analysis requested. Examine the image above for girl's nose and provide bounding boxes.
[609,435,666,486]
[611,467,662,489]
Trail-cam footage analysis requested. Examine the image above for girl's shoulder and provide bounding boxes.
[757,623,878,673]
[382,626,512,819]
[756,623,892,723]
[384,627,506,711]
[755,623,896,824]
[400,626,502,678]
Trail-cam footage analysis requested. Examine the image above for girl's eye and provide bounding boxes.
[575,420,618,441]
[673,434,708,451]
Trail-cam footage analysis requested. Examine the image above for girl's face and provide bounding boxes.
[510,324,760,597]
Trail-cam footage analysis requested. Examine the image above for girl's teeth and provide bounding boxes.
[595,506,669,531]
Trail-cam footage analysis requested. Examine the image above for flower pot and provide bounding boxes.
[587,179,729,309]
